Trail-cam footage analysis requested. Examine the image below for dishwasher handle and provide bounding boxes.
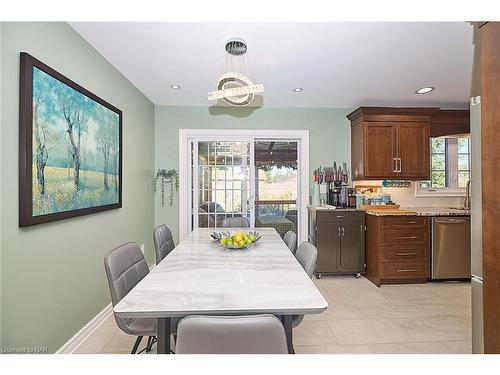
[434,218,469,224]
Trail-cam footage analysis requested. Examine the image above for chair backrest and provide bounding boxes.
[176,315,288,354]
[285,209,298,227]
[104,242,149,332]
[283,231,297,254]
[198,208,215,228]
[292,241,318,328]
[295,241,318,278]
[153,224,175,264]
[221,217,250,228]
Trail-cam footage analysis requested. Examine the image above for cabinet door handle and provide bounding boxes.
[396,269,417,273]
[393,158,398,173]
[341,227,345,236]
[398,157,402,172]
[337,227,341,237]
[395,252,417,256]
[404,221,418,224]
[395,236,417,239]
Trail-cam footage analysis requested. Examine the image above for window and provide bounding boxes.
[417,136,470,196]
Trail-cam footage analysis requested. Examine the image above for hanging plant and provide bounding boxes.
[153,169,179,207]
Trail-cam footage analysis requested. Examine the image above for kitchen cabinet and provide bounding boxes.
[348,107,435,180]
[397,122,430,178]
[308,208,365,277]
[364,122,397,178]
[365,214,430,286]
[479,21,500,354]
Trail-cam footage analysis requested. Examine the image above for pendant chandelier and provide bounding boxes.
[208,39,264,107]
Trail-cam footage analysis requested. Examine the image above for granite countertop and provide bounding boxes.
[364,206,470,217]
[307,204,363,212]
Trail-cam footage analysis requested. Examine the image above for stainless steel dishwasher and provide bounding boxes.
[431,217,471,279]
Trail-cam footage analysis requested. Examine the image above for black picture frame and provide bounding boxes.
[19,52,123,227]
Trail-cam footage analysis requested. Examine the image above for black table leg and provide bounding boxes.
[157,318,171,354]
[282,315,294,354]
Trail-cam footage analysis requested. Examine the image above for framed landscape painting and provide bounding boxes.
[19,52,122,227]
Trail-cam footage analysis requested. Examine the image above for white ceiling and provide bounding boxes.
[69,22,474,108]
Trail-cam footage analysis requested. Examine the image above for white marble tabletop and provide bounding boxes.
[114,228,328,318]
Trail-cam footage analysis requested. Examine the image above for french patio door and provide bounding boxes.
[179,129,309,243]
[191,139,256,230]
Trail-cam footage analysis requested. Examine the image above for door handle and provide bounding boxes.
[341,227,345,236]
[395,252,417,256]
[337,227,341,237]
[398,157,402,172]
[393,158,398,173]
[395,236,417,239]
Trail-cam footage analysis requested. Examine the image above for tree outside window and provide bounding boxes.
[418,136,470,194]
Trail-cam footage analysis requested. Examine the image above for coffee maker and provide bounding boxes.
[325,161,356,208]
[328,180,342,207]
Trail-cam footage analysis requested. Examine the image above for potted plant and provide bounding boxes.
[154,169,179,207]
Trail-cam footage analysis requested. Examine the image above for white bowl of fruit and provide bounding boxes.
[210,230,261,250]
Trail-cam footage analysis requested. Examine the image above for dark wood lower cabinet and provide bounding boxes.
[315,221,341,273]
[308,209,365,276]
[365,215,430,286]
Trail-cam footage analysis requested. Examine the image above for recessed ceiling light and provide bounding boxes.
[415,87,435,94]
[170,84,181,90]
[292,88,303,92]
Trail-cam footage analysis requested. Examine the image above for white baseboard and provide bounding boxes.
[56,303,113,354]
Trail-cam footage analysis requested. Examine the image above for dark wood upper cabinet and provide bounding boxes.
[364,122,398,178]
[348,107,436,180]
[397,122,430,178]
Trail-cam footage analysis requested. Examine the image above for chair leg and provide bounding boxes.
[146,336,154,352]
[131,336,143,354]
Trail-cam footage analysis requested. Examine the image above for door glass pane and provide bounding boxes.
[254,141,298,239]
[196,141,251,229]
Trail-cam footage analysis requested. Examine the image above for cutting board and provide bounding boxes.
[360,205,416,215]
[360,204,400,210]
[371,209,417,215]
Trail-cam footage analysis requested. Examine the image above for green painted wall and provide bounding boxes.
[155,106,353,242]
[0,22,155,353]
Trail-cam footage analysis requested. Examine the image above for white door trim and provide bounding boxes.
[179,129,309,244]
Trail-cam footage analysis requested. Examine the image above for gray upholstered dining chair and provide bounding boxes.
[153,224,175,265]
[283,230,297,254]
[221,216,250,228]
[175,315,288,354]
[292,241,318,328]
[104,242,177,354]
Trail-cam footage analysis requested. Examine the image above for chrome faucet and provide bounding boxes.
[464,179,471,210]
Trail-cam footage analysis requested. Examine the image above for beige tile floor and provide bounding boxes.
[74,275,471,354]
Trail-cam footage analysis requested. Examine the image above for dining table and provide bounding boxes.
[113,227,328,354]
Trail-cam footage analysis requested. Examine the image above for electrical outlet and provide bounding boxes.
[140,244,145,254]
